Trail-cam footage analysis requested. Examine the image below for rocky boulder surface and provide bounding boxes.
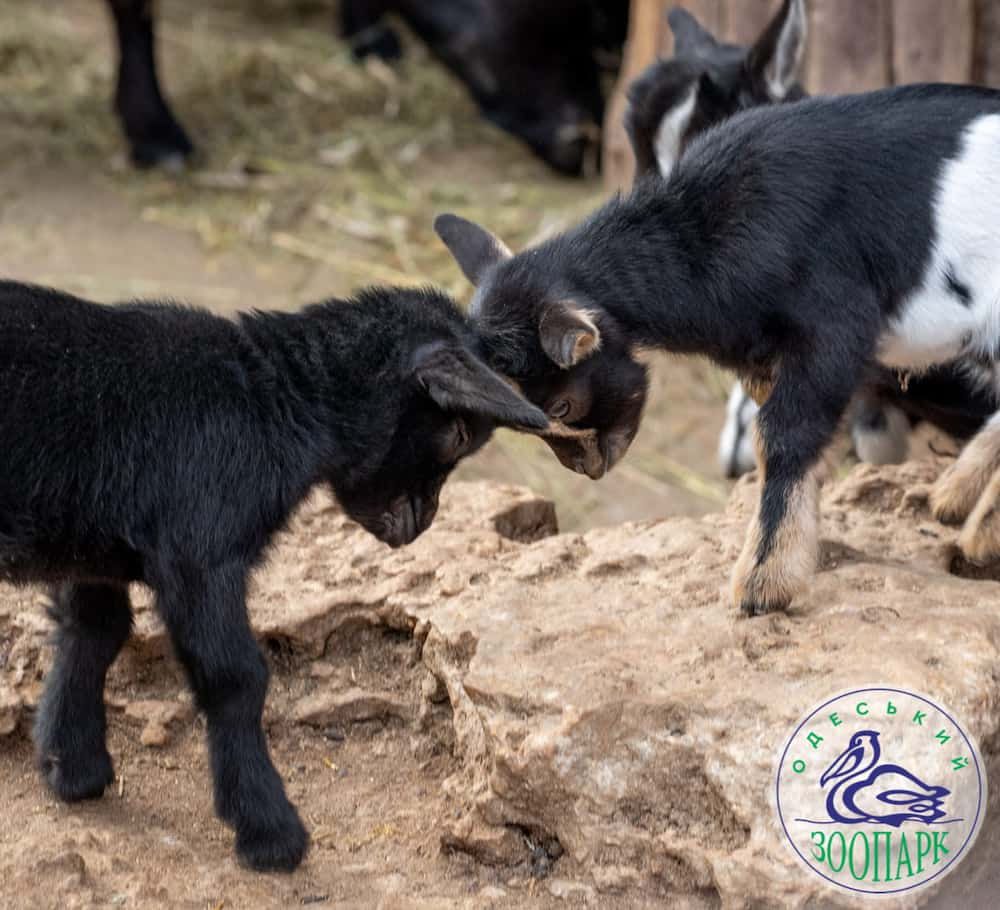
[1,464,998,908]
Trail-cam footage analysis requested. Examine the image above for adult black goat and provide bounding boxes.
[0,279,545,871]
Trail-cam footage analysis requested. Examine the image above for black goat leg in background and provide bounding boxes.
[339,0,402,60]
[107,0,194,168]
[35,583,133,802]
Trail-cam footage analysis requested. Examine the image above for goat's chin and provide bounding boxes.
[352,495,438,549]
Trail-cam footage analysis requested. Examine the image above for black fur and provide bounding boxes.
[624,3,996,467]
[438,83,1000,614]
[626,0,806,179]
[101,0,625,175]
[341,0,627,175]
[945,265,973,307]
[2,279,544,871]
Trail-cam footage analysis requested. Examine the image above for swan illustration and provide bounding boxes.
[818,730,954,827]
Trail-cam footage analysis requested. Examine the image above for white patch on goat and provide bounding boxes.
[879,115,1000,372]
[717,383,759,477]
[653,84,698,176]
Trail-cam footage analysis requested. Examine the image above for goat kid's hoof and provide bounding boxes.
[732,560,795,618]
[38,748,115,802]
[127,120,196,173]
[957,497,1000,566]
[235,813,310,873]
[931,467,982,526]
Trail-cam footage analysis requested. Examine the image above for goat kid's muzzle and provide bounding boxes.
[533,422,633,480]
[378,494,439,548]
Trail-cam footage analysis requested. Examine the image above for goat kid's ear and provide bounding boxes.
[434,213,512,287]
[413,343,549,431]
[539,302,601,369]
[667,7,720,60]
[747,0,807,100]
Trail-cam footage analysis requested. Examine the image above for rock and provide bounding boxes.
[4,473,1000,904]
[401,467,1000,906]
[124,700,192,748]
[547,878,596,902]
[440,815,527,868]
[0,684,23,736]
[294,687,409,727]
[248,484,558,656]
[32,849,88,889]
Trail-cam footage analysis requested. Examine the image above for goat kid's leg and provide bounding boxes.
[732,427,821,616]
[155,563,308,872]
[732,353,856,616]
[956,465,1000,563]
[35,583,133,801]
[718,382,760,478]
[108,0,194,168]
[930,413,1000,525]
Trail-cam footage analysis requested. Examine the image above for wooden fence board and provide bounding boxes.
[603,0,986,190]
[805,0,891,94]
[893,0,974,84]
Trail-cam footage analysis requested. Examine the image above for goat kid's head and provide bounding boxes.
[332,289,547,548]
[434,215,648,481]
[627,0,807,178]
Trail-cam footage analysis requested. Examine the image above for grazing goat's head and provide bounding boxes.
[434,216,648,481]
[627,0,807,178]
[329,288,548,547]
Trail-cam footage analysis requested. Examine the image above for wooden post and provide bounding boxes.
[893,0,974,85]
[805,0,891,94]
[603,0,984,191]
[975,0,1000,85]
[603,0,725,190]
[720,0,777,45]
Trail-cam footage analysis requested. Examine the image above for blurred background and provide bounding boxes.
[1,0,996,531]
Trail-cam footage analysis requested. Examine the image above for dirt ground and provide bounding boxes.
[0,2,971,908]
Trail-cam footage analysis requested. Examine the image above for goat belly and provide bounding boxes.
[879,114,1000,372]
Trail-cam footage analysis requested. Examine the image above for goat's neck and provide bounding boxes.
[236,307,399,482]
[554,186,735,361]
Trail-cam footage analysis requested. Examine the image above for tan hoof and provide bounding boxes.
[931,463,986,526]
[958,471,1000,565]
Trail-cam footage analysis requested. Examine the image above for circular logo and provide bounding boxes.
[776,687,986,896]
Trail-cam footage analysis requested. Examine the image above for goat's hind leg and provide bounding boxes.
[35,583,133,801]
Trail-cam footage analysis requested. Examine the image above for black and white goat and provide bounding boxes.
[0,280,545,871]
[436,83,1000,615]
[627,0,998,477]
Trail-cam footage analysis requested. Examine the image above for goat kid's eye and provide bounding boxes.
[549,399,573,421]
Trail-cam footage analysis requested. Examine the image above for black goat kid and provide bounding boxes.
[437,84,1000,616]
[1,280,545,871]
[627,0,998,478]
